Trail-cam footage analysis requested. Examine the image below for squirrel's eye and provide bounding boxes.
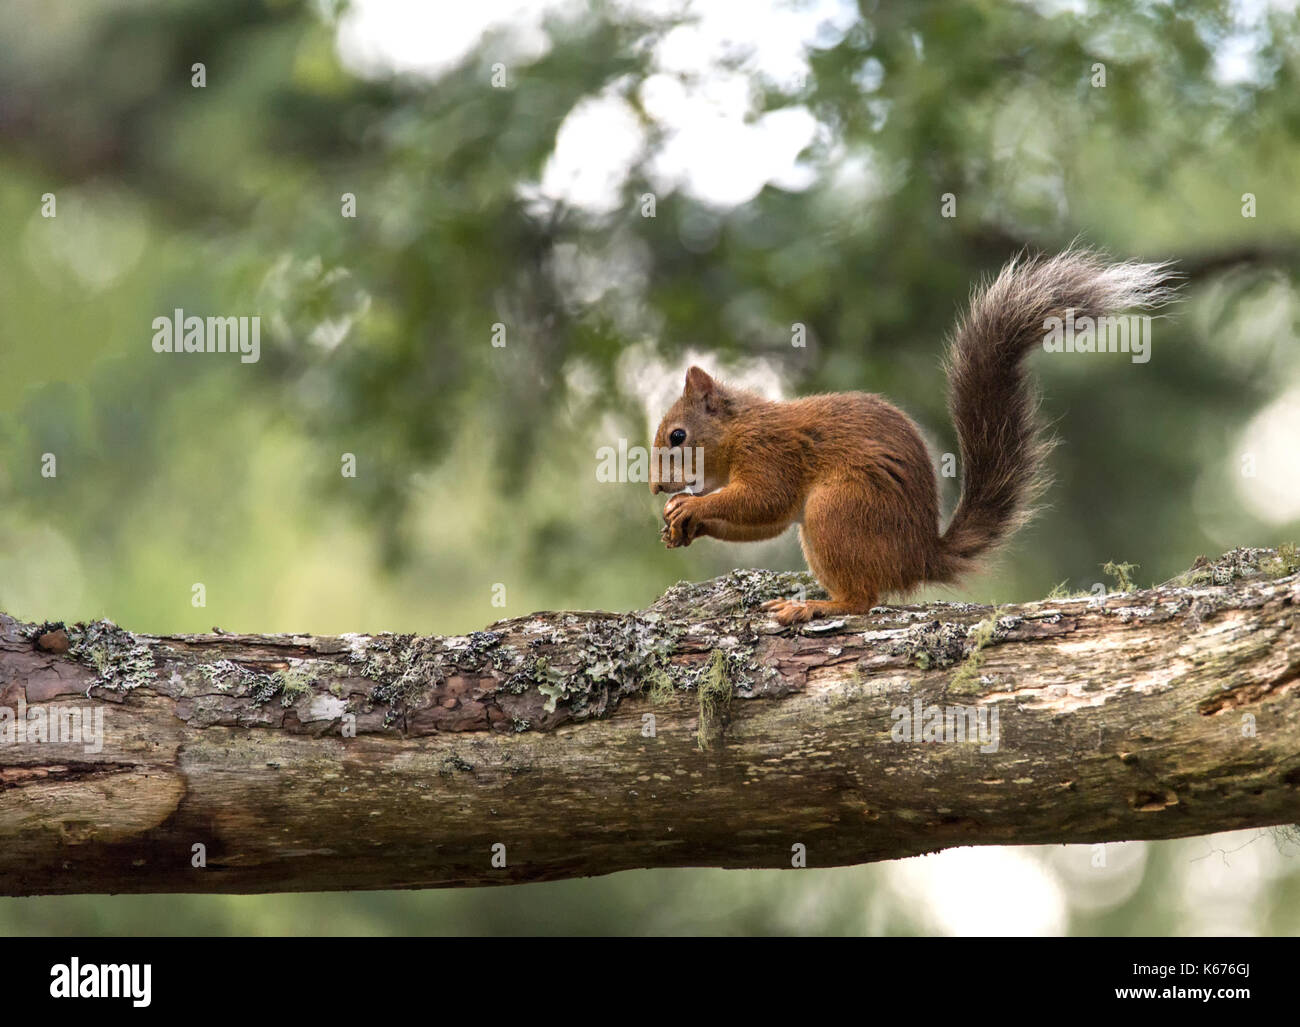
[669,428,686,447]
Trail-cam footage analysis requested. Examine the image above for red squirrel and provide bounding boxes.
[650,249,1172,625]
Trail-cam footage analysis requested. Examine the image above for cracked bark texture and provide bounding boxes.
[0,546,1297,896]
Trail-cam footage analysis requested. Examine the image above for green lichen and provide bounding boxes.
[696,649,734,750]
[352,633,445,723]
[537,674,569,714]
[247,669,291,705]
[1170,565,1214,588]
[198,659,246,692]
[893,620,969,671]
[949,611,1002,696]
[1102,561,1139,593]
[1165,547,1286,588]
[460,630,504,669]
[198,657,316,707]
[653,568,825,619]
[532,616,685,718]
[66,620,157,693]
[1263,542,1299,579]
[275,663,316,707]
[1046,580,1093,600]
[515,645,577,713]
[646,666,676,705]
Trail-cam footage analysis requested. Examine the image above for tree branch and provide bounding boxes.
[1,547,1298,896]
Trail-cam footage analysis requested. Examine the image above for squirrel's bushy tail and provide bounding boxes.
[937,248,1175,578]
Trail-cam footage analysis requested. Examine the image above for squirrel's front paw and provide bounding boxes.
[662,493,700,547]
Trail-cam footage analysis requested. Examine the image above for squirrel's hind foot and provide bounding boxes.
[761,597,876,626]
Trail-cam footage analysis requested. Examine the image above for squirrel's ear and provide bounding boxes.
[684,366,725,413]
[684,365,716,398]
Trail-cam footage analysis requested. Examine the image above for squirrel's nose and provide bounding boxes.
[650,481,662,495]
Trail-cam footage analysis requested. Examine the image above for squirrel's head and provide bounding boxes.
[649,365,735,495]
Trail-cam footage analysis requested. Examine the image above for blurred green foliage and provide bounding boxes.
[1,0,1298,935]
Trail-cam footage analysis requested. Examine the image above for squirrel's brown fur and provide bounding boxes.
[650,249,1174,625]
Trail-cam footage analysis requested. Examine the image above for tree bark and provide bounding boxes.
[1,546,1297,896]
